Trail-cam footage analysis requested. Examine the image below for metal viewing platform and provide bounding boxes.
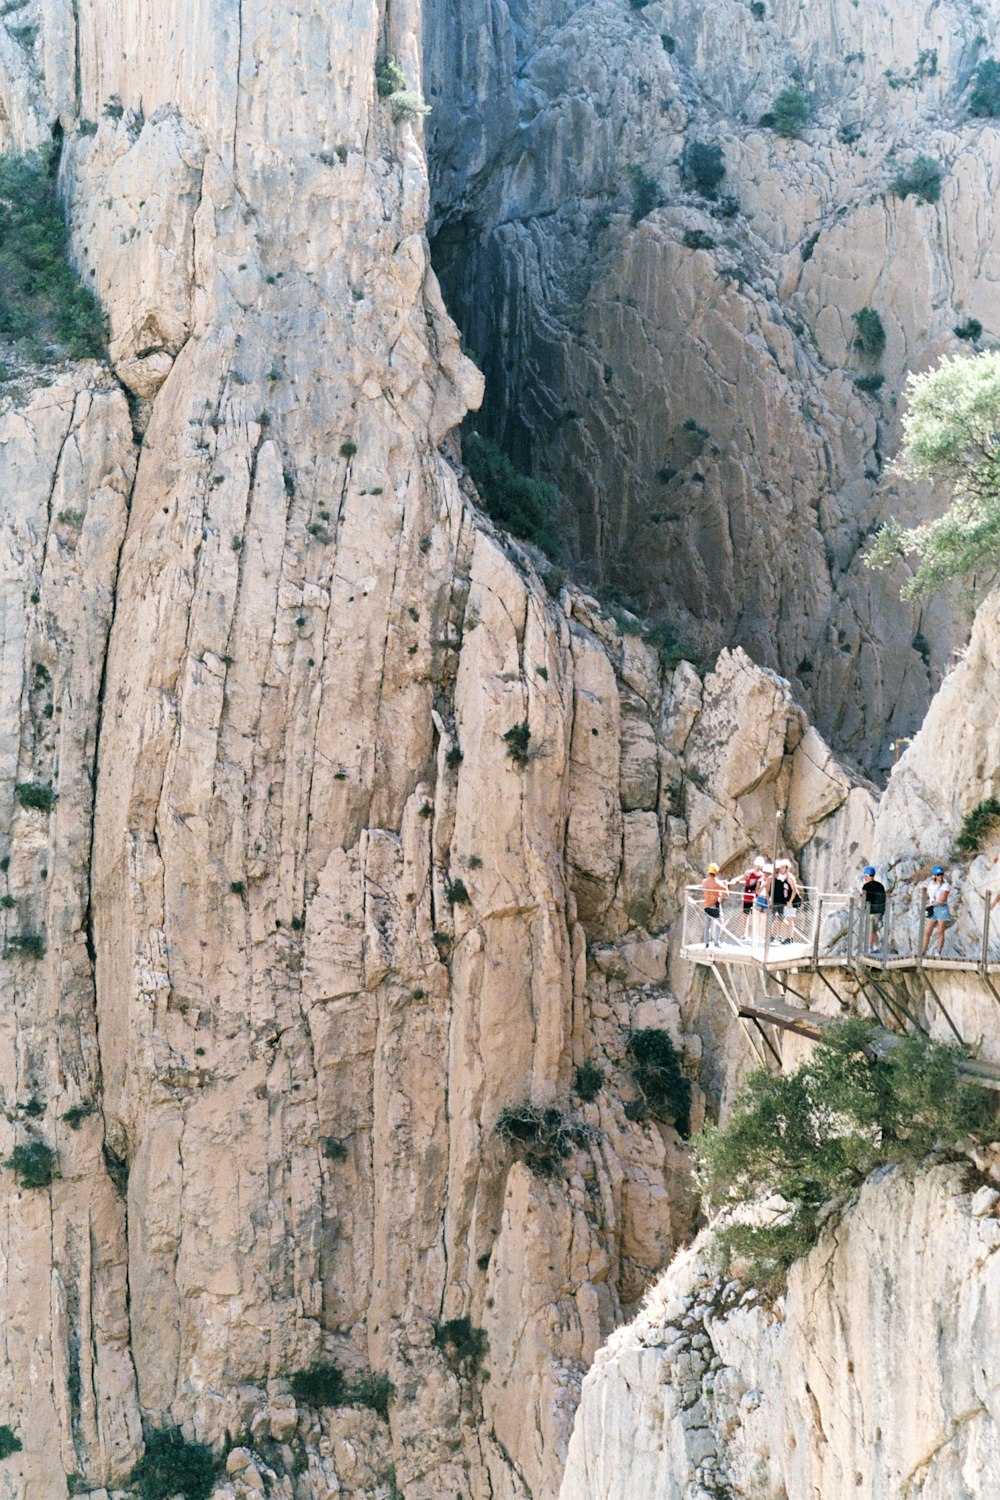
[680,884,1000,1080]
[680,886,1000,977]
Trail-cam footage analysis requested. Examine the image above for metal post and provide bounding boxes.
[981,898,992,975]
[763,810,781,970]
[847,895,855,967]
[811,894,822,969]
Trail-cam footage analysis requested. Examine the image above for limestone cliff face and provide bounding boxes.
[0,6,786,1498]
[425,0,999,768]
[561,1158,1000,1500]
[562,587,1000,1499]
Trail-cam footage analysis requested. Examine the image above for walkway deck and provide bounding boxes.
[739,998,1000,1091]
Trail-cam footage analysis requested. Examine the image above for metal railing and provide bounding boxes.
[681,884,853,966]
[682,884,1000,973]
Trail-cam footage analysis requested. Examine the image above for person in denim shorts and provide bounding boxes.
[922,866,951,957]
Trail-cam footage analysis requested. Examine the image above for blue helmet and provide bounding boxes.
[932,864,944,876]
[863,865,876,876]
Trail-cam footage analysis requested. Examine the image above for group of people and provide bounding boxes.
[700,856,801,948]
[704,858,988,960]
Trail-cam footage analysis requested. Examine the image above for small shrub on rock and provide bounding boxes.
[574,1061,604,1102]
[375,59,406,97]
[465,432,560,556]
[969,58,1000,118]
[445,877,470,905]
[954,318,982,343]
[3,931,46,960]
[434,1316,489,1375]
[15,782,57,812]
[389,90,431,123]
[351,1371,395,1421]
[495,1102,594,1175]
[6,1140,57,1188]
[955,797,1000,856]
[628,1030,692,1134]
[680,140,726,198]
[682,228,716,251]
[629,163,662,225]
[891,155,942,204]
[761,86,809,137]
[503,721,532,765]
[130,1427,219,1500]
[290,1362,347,1407]
[852,306,886,362]
[0,1426,21,1460]
[854,374,884,394]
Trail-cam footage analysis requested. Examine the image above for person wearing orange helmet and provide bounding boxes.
[702,863,729,947]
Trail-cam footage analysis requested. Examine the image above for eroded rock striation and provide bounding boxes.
[0,5,862,1498]
[425,0,1000,767]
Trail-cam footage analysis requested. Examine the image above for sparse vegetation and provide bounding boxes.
[444,877,470,905]
[445,745,463,769]
[955,797,1000,856]
[682,228,716,251]
[503,721,532,766]
[375,59,406,97]
[628,1030,692,1134]
[0,1427,21,1460]
[969,58,1000,118]
[694,1019,994,1286]
[680,140,726,198]
[629,164,662,225]
[130,1427,219,1500]
[339,441,357,458]
[465,432,561,557]
[854,374,884,394]
[321,1136,348,1161]
[0,148,107,361]
[3,931,46,960]
[290,1362,348,1407]
[760,86,809,137]
[15,782,57,812]
[6,1140,57,1188]
[289,1361,394,1420]
[954,319,982,343]
[891,155,943,204]
[351,1372,395,1421]
[389,91,431,123]
[852,306,886,362]
[495,1102,594,1175]
[434,1316,489,1375]
[574,1061,604,1102]
[63,1101,98,1130]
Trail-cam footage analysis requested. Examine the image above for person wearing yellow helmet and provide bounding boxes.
[702,863,728,947]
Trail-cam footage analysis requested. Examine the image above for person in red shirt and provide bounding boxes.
[741,856,765,938]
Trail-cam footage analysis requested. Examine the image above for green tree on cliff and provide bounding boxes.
[867,350,1000,598]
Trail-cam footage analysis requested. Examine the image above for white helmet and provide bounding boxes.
[754,856,765,867]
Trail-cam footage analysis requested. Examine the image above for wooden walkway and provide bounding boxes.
[739,998,1000,1091]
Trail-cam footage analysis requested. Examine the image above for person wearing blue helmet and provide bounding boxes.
[859,865,886,954]
[922,865,952,957]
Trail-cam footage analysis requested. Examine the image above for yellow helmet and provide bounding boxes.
[708,863,719,874]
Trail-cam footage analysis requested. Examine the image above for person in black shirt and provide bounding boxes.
[860,865,886,953]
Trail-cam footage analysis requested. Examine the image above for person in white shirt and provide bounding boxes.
[922,866,952,957]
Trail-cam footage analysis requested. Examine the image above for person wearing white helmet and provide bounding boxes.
[702,863,728,947]
[740,854,766,939]
[922,865,952,957]
[771,859,796,943]
[859,864,886,954]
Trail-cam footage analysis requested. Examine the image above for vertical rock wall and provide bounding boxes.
[424,0,1000,769]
